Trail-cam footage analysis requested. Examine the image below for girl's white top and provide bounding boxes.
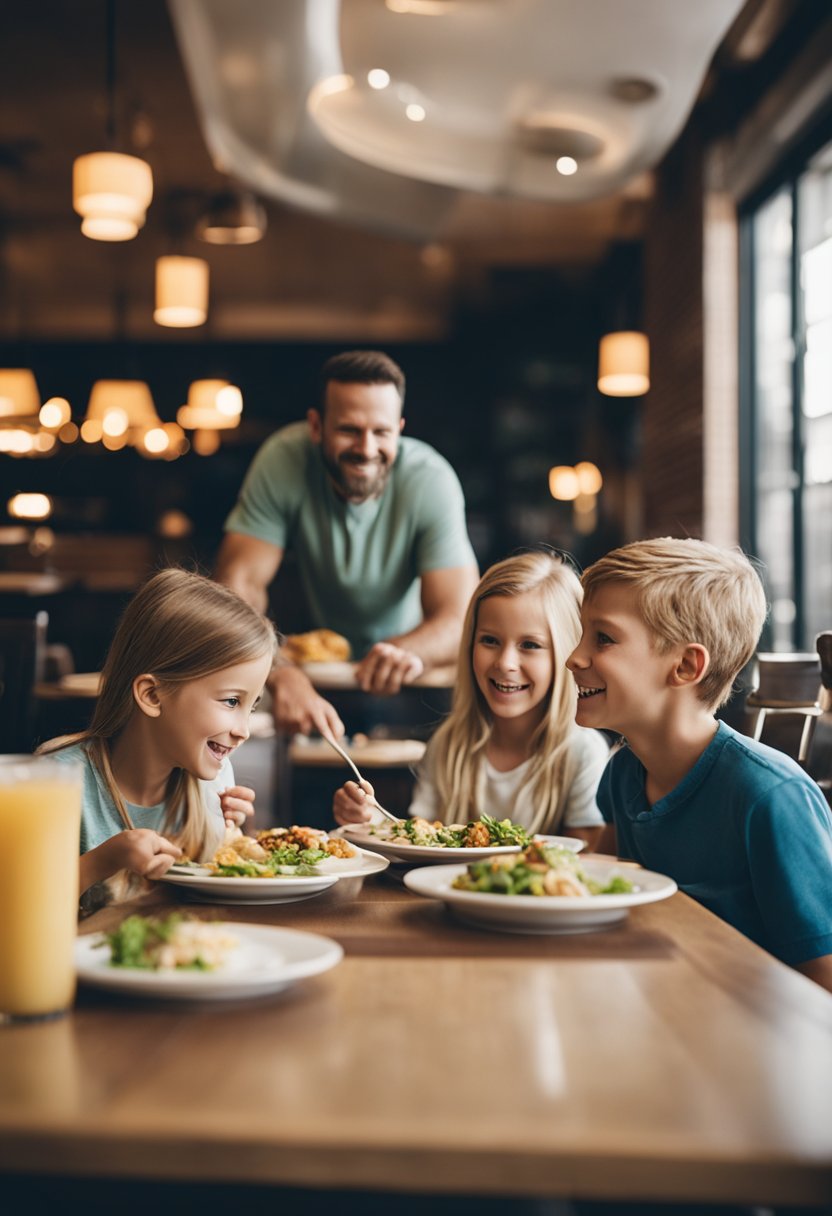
[406,727,609,832]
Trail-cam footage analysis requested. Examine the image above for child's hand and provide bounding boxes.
[219,785,256,828]
[333,779,376,826]
[113,829,181,879]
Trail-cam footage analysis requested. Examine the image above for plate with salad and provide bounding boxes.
[342,813,585,863]
[75,914,343,1000]
[404,842,676,933]
[156,824,387,903]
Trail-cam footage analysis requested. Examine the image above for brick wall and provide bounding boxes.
[642,121,706,538]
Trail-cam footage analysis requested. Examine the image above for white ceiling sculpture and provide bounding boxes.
[169,0,457,239]
[171,0,745,235]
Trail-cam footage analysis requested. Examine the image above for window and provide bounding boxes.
[743,133,832,650]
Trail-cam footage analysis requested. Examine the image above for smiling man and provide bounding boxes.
[215,350,479,737]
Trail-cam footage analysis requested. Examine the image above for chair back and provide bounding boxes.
[0,612,48,753]
[744,652,822,764]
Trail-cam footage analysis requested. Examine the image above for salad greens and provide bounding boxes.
[211,844,328,878]
[373,812,532,849]
[452,843,635,898]
[103,913,233,971]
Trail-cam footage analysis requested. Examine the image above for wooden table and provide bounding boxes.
[2,877,832,1208]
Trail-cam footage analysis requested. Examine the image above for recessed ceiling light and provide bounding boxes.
[367,69,391,90]
[405,103,426,122]
[555,156,578,176]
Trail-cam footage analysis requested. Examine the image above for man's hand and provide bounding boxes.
[354,642,424,694]
[271,664,345,737]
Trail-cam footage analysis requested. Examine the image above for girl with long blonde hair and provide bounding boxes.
[42,568,276,902]
[334,550,608,843]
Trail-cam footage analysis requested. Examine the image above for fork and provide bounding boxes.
[321,733,401,823]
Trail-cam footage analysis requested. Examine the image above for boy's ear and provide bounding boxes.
[133,674,163,718]
[669,644,710,690]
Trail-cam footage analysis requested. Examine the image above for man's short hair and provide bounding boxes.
[581,537,768,709]
[320,350,406,410]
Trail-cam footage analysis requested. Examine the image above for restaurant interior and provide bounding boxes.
[1,1,832,1213]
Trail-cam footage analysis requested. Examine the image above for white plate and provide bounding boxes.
[404,859,677,933]
[158,846,388,902]
[342,825,585,864]
[75,924,343,1000]
[301,661,358,688]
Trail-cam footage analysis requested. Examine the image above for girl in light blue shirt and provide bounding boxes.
[42,568,276,903]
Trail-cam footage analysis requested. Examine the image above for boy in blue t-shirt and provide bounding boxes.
[567,537,832,992]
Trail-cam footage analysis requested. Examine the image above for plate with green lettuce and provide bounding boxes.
[404,844,676,933]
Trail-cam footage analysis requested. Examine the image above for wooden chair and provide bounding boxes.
[0,612,48,754]
[744,651,822,764]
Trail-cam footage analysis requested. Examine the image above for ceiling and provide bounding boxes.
[0,0,794,342]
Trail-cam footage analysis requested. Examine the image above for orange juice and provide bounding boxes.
[0,760,81,1020]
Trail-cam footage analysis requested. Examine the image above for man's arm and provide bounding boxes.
[214,531,284,614]
[214,531,345,738]
[355,562,479,694]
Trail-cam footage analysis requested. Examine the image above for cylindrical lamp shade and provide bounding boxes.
[154,256,209,328]
[0,369,40,417]
[598,331,650,397]
[73,152,153,241]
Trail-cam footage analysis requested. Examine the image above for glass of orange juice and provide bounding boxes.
[0,755,82,1023]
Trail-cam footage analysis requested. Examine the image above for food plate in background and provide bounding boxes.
[157,846,389,902]
[341,826,585,864]
[404,858,676,933]
[75,924,343,1000]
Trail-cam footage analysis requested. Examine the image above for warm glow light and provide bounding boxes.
[72,152,153,241]
[57,421,79,444]
[102,431,128,451]
[575,461,603,494]
[102,408,129,437]
[0,369,40,418]
[84,381,161,441]
[177,380,241,431]
[367,68,390,90]
[548,466,580,501]
[34,431,57,453]
[406,103,426,122]
[216,385,243,417]
[80,419,103,443]
[142,426,169,454]
[154,256,209,328]
[7,493,52,519]
[193,429,221,456]
[555,156,578,176]
[39,397,72,430]
[0,430,35,454]
[598,331,650,397]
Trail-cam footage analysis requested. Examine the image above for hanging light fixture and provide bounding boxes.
[597,331,650,397]
[83,379,162,448]
[154,255,209,327]
[72,1,153,241]
[195,190,267,245]
[176,379,242,431]
[176,380,242,456]
[0,368,40,419]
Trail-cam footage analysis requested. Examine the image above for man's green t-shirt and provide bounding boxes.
[224,423,476,657]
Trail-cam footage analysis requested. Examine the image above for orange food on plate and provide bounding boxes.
[281,629,351,664]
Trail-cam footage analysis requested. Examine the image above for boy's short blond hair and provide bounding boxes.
[581,538,768,709]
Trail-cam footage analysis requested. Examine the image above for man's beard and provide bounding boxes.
[322,450,392,503]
